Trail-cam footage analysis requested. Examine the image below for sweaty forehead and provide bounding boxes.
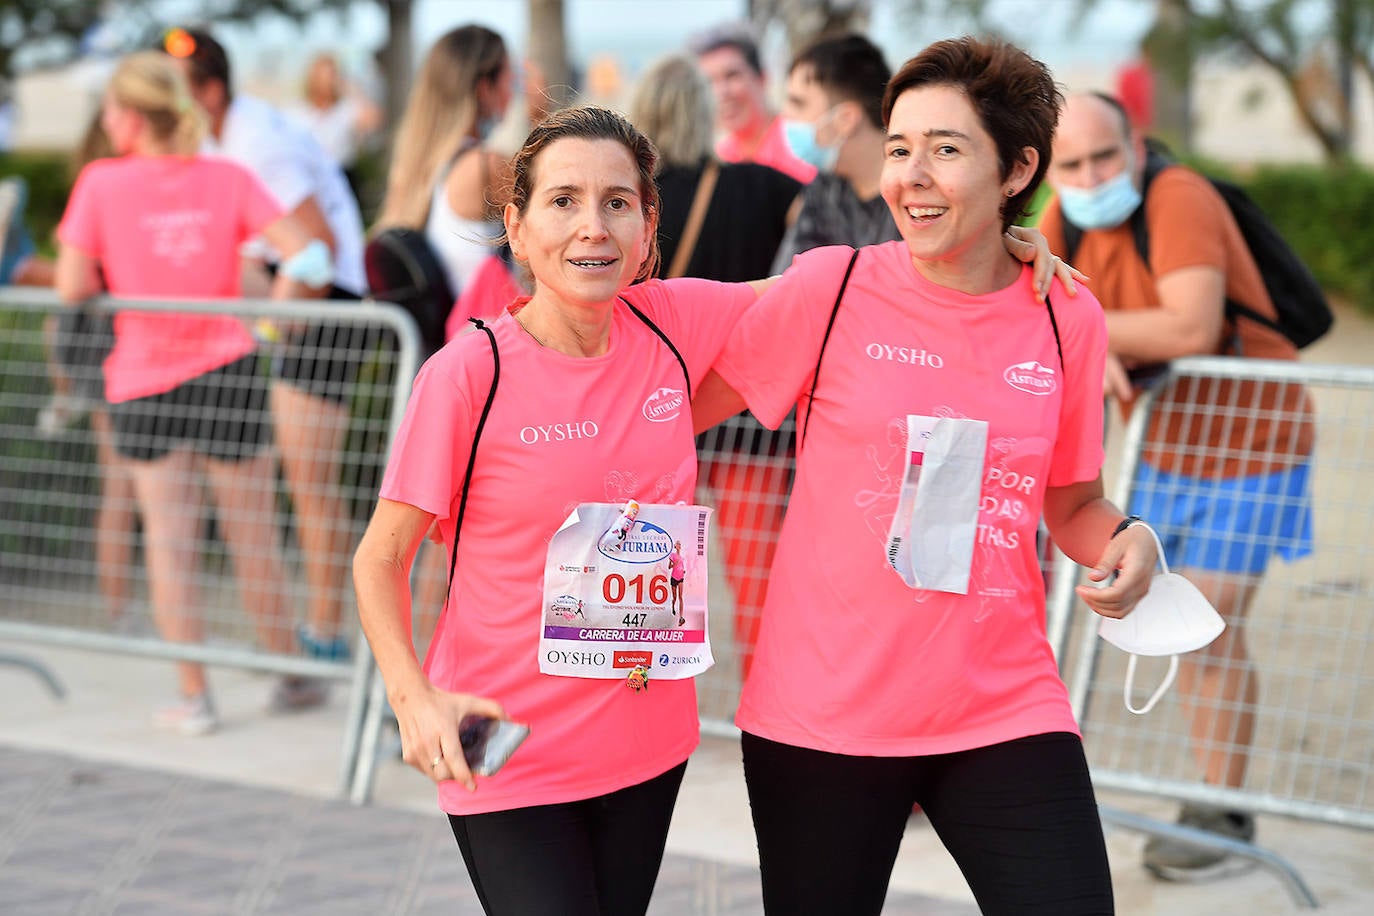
[531,138,640,191]
[887,85,981,133]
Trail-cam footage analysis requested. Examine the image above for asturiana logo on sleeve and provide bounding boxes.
[642,386,685,423]
[1003,360,1057,396]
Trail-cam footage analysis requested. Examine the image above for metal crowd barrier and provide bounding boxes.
[0,289,420,796]
[1050,356,1374,908]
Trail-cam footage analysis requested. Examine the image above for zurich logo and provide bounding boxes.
[597,519,674,564]
[1003,360,1057,396]
[642,386,685,423]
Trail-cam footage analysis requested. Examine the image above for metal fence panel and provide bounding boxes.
[1059,357,1374,832]
[0,289,419,793]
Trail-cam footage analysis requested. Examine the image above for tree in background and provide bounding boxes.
[747,0,873,55]
[901,0,1373,166]
[0,0,350,81]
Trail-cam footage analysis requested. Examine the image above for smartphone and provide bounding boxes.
[459,715,530,777]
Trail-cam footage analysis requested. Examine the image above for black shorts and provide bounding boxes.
[53,308,115,403]
[109,354,271,464]
[271,285,369,405]
[671,577,684,587]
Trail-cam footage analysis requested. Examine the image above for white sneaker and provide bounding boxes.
[36,392,89,438]
[155,692,218,736]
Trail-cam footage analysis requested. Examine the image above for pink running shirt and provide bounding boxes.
[57,155,282,403]
[716,242,1108,757]
[715,115,817,185]
[380,278,754,815]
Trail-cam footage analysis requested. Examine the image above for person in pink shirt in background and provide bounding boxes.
[694,37,1158,915]
[54,52,330,736]
[693,27,818,186]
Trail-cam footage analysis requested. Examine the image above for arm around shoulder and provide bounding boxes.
[693,370,749,433]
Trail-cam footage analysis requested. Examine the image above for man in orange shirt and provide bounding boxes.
[692,28,816,185]
[1040,92,1316,883]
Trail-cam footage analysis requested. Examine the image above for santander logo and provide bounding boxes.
[1003,360,1057,396]
[642,386,685,423]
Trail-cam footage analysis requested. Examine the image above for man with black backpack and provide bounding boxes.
[1040,92,1319,883]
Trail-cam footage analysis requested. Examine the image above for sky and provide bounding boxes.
[208,0,1156,94]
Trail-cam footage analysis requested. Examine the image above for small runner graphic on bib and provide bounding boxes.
[540,501,714,681]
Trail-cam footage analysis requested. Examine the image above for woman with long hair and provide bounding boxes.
[374,24,543,300]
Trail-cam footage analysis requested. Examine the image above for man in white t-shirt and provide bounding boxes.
[165,27,366,297]
[164,26,371,709]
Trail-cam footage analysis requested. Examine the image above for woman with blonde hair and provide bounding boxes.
[375,24,544,300]
[55,51,329,735]
[288,51,382,201]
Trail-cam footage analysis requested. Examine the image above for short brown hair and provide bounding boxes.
[883,37,1061,229]
[507,106,662,282]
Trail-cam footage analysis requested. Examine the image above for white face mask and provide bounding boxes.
[1097,524,1226,714]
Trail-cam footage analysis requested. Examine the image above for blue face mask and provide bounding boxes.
[783,111,842,172]
[1056,169,1143,229]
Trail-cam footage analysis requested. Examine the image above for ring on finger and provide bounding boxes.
[432,755,443,769]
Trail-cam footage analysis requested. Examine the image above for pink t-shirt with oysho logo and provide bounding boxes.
[380,278,754,815]
[717,242,1107,757]
[57,155,282,403]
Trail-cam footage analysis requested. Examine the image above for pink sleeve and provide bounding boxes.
[1047,282,1108,487]
[714,245,857,428]
[55,165,102,257]
[379,354,476,520]
[236,165,287,243]
[623,278,755,392]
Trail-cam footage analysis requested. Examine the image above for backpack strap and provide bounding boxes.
[619,297,692,399]
[801,248,861,450]
[1045,293,1064,370]
[445,317,501,597]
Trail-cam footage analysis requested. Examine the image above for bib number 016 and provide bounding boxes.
[602,573,670,606]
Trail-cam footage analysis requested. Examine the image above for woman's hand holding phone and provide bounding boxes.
[393,682,506,790]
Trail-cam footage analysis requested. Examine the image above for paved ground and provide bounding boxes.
[5,643,1374,914]
[0,743,970,916]
[0,645,981,916]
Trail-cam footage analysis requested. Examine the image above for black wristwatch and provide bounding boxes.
[1111,515,1142,539]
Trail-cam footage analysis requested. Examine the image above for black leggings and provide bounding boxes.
[742,731,1113,916]
[448,761,687,916]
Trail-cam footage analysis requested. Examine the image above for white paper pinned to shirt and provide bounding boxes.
[901,415,988,595]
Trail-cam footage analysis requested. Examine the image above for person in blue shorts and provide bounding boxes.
[1040,91,1317,882]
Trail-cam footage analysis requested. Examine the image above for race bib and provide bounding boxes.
[539,502,714,681]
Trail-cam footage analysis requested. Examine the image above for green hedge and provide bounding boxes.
[1239,165,1374,313]
[0,150,74,254]
[5,148,1373,313]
